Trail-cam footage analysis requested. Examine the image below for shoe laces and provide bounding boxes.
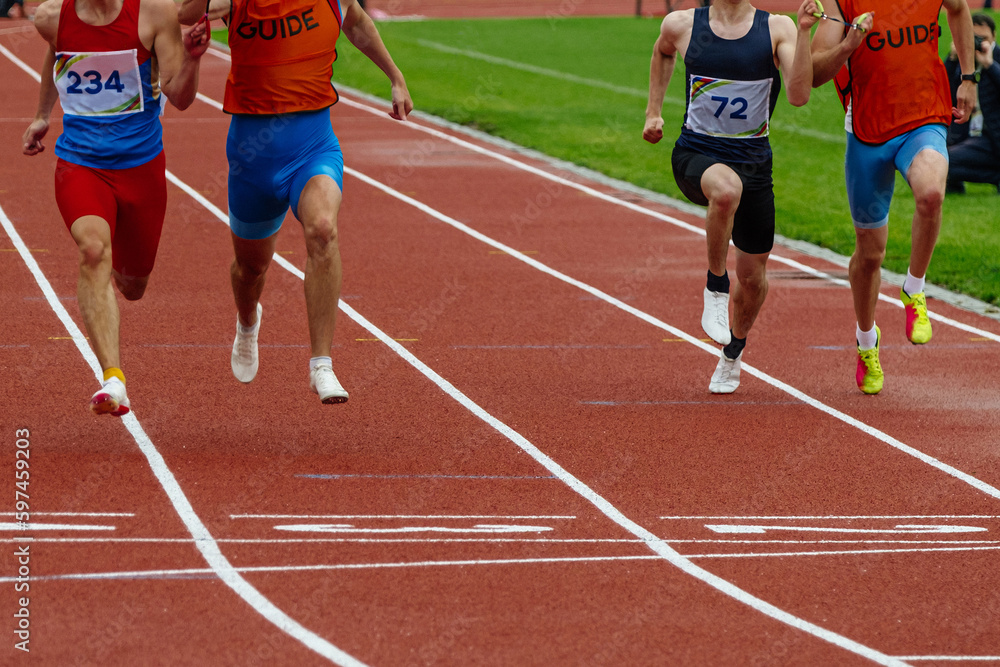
[859,347,882,375]
[235,329,257,357]
[710,291,728,327]
[911,293,929,323]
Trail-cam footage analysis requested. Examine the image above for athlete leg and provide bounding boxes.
[849,226,889,332]
[109,153,167,302]
[71,216,121,371]
[231,232,277,328]
[295,175,343,358]
[904,148,948,281]
[700,164,742,276]
[845,134,896,332]
[731,249,770,340]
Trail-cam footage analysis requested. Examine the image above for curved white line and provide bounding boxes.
[163,118,906,663]
[0,209,364,666]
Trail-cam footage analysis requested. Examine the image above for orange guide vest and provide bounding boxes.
[224,0,342,115]
[834,0,952,143]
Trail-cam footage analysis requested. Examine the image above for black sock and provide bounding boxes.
[706,270,730,294]
[723,333,746,360]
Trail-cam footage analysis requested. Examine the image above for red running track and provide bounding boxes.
[2,18,1000,667]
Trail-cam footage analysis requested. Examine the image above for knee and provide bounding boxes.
[736,263,768,292]
[232,255,267,282]
[114,274,148,301]
[914,183,945,216]
[305,217,339,256]
[77,236,110,271]
[709,182,742,215]
[852,243,886,272]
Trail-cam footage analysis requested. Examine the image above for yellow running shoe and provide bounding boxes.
[856,326,883,395]
[901,288,932,344]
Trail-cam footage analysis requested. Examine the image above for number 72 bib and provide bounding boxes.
[54,50,144,117]
[686,75,772,139]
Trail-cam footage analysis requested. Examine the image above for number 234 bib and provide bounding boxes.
[54,50,144,117]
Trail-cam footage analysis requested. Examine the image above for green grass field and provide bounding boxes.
[219,12,1000,307]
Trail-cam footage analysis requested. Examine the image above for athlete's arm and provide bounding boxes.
[341,0,412,121]
[178,0,229,25]
[145,0,209,110]
[943,0,976,123]
[22,0,61,156]
[810,4,873,87]
[643,11,691,144]
[772,2,820,107]
[23,47,59,156]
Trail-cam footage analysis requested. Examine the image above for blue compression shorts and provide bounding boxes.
[844,124,948,229]
[226,108,345,240]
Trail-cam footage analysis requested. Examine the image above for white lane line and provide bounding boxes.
[0,50,371,667]
[662,515,1000,520]
[273,523,554,534]
[231,514,577,520]
[0,215,364,667]
[4,537,1000,546]
[343,165,1000,505]
[165,171,902,665]
[895,658,1000,662]
[0,43,40,83]
[0,555,664,583]
[336,94,1000,344]
[1,511,135,517]
[6,539,1000,586]
[705,524,988,535]
[414,39,845,144]
[0,523,115,531]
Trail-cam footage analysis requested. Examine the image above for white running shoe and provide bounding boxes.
[709,350,742,394]
[90,378,130,417]
[310,362,349,404]
[702,287,731,345]
[231,303,262,383]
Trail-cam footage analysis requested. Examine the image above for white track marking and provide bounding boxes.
[4,537,1000,547]
[895,658,1000,662]
[0,522,115,531]
[162,174,903,665]
[685,544,1000,559]
[0,512,135,517]
[705,524,988,535]
[232,514,576,519]
[414,39,845,144]
[343,166,1000,505]
[0,203,366,667]
[195,92,223,111]
[0,43,40,82]
[416,39,673,102]
[6,540,1000,586]
[663,515,1000,520]
[336,95,1000,344]
[273,523,554,534]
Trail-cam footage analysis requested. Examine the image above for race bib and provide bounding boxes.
[686,75,772,139]
[54,50,144,117]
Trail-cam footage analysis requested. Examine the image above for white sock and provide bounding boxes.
[237,311,260,335]
[856,323,878,351]
[902,270,925,296]
[310,356,332,371]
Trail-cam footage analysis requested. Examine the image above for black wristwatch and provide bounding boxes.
[961,71,981,84]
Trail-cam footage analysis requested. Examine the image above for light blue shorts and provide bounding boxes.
[226,108,345,240]
[844,124,948,229]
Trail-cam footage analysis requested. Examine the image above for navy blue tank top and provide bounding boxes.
[676,7,781,164]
